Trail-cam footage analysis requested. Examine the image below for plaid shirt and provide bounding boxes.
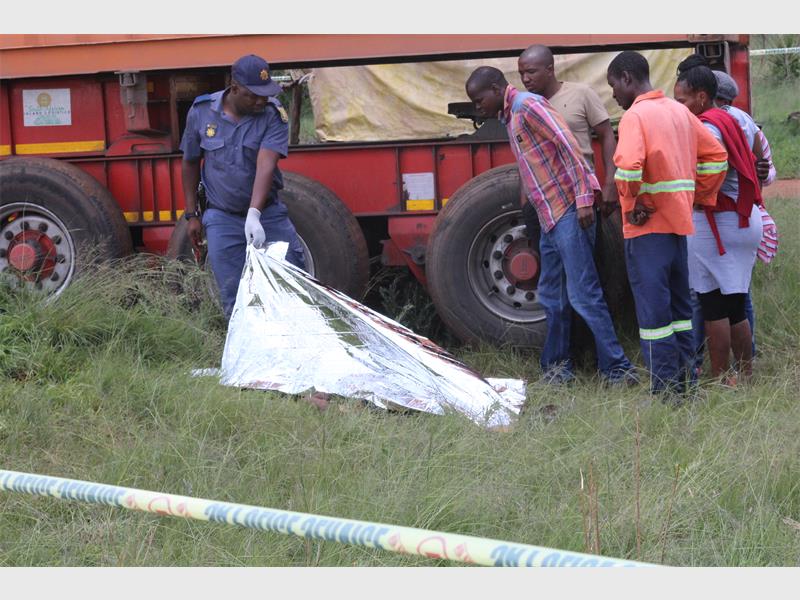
[500,86,599,233]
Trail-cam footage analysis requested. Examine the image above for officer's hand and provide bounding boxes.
[187,217,204,253]
[755,158,770,182]
[600,181,620,217]
[244,207,266,248]
[577,205,596,229]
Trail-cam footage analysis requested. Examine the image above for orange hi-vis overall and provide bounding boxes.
[613,90,727,392]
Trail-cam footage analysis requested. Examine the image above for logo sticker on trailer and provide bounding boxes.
[401,172,435,211]
[22,89,71,127]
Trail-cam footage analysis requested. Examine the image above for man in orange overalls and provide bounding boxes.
[606,51,728,395]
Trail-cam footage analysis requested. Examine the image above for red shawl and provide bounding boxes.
[698,107,762,254]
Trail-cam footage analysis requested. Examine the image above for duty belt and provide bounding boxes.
[206,199,277,218]
[206,203,249,218]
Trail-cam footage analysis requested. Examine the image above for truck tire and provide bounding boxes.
[166,173,370,299]
[166,216,205,265]
[427,165,630,349]
[0,157,132,296]
[165,217,220,307]
[281,172,369,299]
[426,165,546,348]
[568,208,632,368]
[595,208,634,322]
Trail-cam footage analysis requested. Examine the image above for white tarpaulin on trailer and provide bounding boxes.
[305,48,692,142]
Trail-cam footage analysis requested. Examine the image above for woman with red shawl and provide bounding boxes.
[673,64,763,383]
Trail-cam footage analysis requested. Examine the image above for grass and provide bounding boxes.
[751,78,800,179]
[1,199,799,567]
[745,35,799,178]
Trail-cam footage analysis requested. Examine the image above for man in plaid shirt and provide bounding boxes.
[466,67,635,385]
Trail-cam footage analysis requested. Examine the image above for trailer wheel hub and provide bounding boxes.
[9,240,43,272]
[467,210,543,324]
[5,230,58,281]
[508,250,538,283]
[0,203,75,294]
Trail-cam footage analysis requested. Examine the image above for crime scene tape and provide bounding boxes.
[750,47,800,56]
[0,469,656,567]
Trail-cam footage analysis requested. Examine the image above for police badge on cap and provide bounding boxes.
[232,55,282,97]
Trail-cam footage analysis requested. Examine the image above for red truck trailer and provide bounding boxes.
[0,34,752,347]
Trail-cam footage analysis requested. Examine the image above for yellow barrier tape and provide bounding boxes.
[0,469,655,567]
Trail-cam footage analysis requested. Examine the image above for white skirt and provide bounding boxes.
[688,204,761,294]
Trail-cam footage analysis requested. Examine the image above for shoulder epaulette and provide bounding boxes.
[267,96,289,124]
[192,94,213,105]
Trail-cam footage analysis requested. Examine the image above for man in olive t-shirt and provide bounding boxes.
[518,44,619,218]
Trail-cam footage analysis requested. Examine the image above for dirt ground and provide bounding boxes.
[763,179,799,199]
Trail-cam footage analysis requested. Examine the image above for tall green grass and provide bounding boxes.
[751,80,800,179]
[1,201,799,567]
[750,35,800,179]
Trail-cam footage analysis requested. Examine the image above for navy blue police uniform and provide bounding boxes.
[179,58,305,318]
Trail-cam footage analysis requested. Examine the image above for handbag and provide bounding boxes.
[756,204,779,264]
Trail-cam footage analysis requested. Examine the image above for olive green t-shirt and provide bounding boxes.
[547,81,610,167]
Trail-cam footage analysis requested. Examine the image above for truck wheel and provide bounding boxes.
[165,217,220,306]
[595,209,633,322]
[426,165,546,348]
[167,212,315,280]
[0,157,132,296]
[281,172,369,299]
[568,208,635,366]
[166,174,369,300]
[166,217,206,265]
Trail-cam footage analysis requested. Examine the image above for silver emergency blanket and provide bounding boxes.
[218,244,526,429]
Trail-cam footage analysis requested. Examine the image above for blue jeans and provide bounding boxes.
[537,203,633,379]
[625,234,695,393]
[691,289,756,371]
[203,200,306,318]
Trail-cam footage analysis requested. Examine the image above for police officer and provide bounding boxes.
[180,54,306,318]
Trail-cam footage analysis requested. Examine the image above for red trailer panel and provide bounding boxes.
[0,34,753,348]
[8,78,106,156]
[0,83,11,156]
[0,34,742,78]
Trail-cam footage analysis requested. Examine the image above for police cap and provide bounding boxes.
[232,54,282,97]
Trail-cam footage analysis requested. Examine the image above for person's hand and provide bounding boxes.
[626,202,655,227]
[521,202,538,238]
[244,207,266,248]
[577,205,596,229]
[187,217,204,255]
[600,181,620,217]
[755,158,770,182]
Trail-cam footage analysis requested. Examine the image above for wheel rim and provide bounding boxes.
[467,209,546,324]
[0,202,76,296]
[295,233,315,278]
